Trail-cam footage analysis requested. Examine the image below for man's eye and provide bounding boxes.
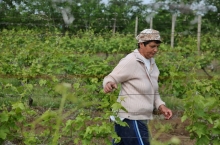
[151,46,159,49]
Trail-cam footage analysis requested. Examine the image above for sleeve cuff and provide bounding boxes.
[103,75,117,88]
[156,102,166,110]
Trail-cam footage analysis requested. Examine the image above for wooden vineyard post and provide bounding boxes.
[171,14,176,48]
[197,15,202,55]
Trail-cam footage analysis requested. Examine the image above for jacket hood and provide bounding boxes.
[133,49,155,65]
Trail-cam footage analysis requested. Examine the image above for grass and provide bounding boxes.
[0,88,187,145]
[162,96,184,110]
[0,91,185,111]
[0,74,185,111]
[153,122,173,133]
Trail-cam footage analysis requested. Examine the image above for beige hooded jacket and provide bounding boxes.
[103,49,165,120]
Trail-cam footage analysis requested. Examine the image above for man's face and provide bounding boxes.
[139,41,160,59]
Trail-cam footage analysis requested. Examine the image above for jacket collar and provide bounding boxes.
[133,49,155,64]
[133,49,154,87]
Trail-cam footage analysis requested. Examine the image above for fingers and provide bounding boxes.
[159,105,173,120]
[113,83,117,89]
[164,110,173,120]
[104,82,117,93]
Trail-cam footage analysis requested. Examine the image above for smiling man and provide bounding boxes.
[103,29,172,145]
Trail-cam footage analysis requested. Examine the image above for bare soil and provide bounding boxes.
[150,111,196,145]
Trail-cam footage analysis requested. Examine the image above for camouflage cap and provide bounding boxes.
[136,29,161,43]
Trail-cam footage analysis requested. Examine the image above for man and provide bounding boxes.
[103,29,172,145]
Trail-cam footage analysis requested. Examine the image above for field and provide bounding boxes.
[1,30,220,145]
[2,104,195,145]
[151,112,195,145]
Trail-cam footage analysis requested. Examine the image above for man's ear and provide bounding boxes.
[139,42,144,48]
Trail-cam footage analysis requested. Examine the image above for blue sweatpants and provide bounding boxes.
[113,119,150,145]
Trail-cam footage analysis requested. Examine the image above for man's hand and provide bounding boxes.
[158,104,173,120]
[104,82,117,93]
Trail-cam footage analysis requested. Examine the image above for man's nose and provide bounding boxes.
[154,47,158,52]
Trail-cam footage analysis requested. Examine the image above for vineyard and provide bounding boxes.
[0,29,220,145]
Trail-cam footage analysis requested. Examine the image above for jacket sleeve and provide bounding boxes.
[153,62,166,109]
[103,55,137,88]
[154,90,165,109]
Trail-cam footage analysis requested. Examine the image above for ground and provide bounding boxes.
[6,108,196,145]
[150,111,196,145]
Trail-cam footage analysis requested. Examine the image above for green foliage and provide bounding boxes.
[181,78,220,145]
[1,0,219,36]
[154,122,174,133]
[0,102,36,144]
[0,29,219,144]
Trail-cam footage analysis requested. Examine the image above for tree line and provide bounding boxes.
[0,0,219,40]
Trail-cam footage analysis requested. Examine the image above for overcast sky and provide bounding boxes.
[101,0,153,5]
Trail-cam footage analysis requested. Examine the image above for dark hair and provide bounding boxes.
[137,40,161,48]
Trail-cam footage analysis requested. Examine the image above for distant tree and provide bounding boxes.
[0,0,61,30]
[153,0,219,37]
[0,0,24,29]
[66,0,107,33]
[0,0,108,33]
[202,0,220,35]
[1,0,218,35]
[105,0,151,34]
